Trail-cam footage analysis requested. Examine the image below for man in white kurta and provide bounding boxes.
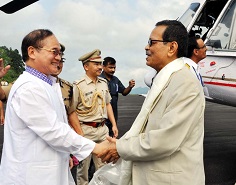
[0,29,106,185]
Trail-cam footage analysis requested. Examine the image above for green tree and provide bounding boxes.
[0,46,24,83]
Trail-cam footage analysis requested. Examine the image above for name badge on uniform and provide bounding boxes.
[85,91,93,96]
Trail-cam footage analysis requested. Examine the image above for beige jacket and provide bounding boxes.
[117,67,205,185]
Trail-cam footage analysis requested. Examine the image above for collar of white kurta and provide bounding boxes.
[117,57,185,185]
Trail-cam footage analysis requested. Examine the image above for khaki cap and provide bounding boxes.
[79,49,103,64]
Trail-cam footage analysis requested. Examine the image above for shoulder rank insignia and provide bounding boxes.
[59,78,73,88]
[185,63,190,69]
[73,79,85,85]
[98,76,107,83]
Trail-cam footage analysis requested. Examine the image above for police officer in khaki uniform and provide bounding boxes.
[73,49,118,185]
[0,58,11,101]
[51,44,83,184]
[51,44,84,136]
[0,83,13,126]
[1,83,13,102]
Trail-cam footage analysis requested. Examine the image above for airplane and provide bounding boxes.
[144,0,236,107]
[2,0,236,106]
[0,0,38,14]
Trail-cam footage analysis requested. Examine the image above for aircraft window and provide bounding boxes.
[178,3,200,28]
[229,2,236,50]
[207,0,236,50]
[189,0,228,40]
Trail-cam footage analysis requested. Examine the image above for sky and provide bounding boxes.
[0,0,191,88]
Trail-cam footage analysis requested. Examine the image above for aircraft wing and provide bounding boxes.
[0,0,38,14]
[139,94,147,97]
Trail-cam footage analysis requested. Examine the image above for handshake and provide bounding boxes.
[92,136,120,164]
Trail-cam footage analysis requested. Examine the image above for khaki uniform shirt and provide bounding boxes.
[1,82,13,101]
[57,78,75,115]
[73,75,111,123]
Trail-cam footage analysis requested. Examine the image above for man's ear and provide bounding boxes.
[83,63,89,71]
[28,46,37,60]
[168,41,178,57]
[193,48,199,56]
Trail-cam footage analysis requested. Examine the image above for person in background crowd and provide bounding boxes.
[73,49,118,185]
[184,36,207,87]
[0,100,4,125]
[0,58,11,101]
[51,43,83,183]
[100,57,135,136]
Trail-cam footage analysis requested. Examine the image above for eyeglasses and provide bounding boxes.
[38,48,63,57]
[197,45,206,49]
[148,39,171,47]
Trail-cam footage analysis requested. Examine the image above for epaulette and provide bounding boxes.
[98,76,107,83]
[59,78,73,87]
[73,79,85,85]
[185,63,190,69]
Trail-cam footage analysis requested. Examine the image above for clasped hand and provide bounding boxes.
[93,136,120,164]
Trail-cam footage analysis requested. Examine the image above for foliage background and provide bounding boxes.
[0,46,24,83]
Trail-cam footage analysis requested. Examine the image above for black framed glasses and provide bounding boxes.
[148,39,171,47]
[196,45,206,49]
[38,48,63,57]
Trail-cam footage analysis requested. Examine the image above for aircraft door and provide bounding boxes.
[229,2,236,49]
[202,0,236,80]
[200,0,236,105]
[186,0,229,39]
[206,0,236,50]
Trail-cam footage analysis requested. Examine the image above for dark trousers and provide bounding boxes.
[105,119,114,137]
[71,165,77,184]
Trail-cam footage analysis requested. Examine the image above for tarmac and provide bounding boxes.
[1,94,236,185]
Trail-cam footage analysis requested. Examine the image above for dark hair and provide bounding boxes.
[187,36,200,58]
[103,56,116,66]
[21,29,53,62]
[60,43,66,63]
[155,20,188,58]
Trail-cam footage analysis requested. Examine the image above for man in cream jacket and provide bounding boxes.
[99,20,205,185]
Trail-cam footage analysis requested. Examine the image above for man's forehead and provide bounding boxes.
[42,35,60,48]
[90,61,102,64]
[197,39,204,45]
[107,63,116,67]
[151,25,167,37]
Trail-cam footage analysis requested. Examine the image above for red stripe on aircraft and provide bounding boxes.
[204,81,236,87]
